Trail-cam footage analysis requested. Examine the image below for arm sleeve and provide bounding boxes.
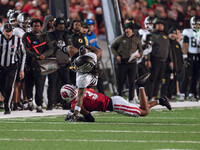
[183,36,189,43]
[111,37,121,57]
[137,39,143,58]
[168,40,173,62]
[22,33,38,57]
[20,38,26,71]
[42,35,54,57]
[84,113,95,122]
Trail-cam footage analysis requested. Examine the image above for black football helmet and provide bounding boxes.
[74,55,96,73]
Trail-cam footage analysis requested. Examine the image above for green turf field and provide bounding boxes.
[0,108,200,150]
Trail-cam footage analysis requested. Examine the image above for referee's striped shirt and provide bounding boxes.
[0,34,26,71]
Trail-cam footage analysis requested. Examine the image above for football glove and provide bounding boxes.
[69,113,79,122]
[65,111,74,121]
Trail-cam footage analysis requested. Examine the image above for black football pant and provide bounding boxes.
[181,53,200,97]
[161,72,177,99]
[25,69,46,107]
[0,64,17,112]
[117,62,137,101]
[48,65,70,106]
[137,59,149,78]
[146,60,166,99]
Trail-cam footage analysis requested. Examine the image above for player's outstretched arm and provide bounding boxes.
[74,88,87,115]
[80,107,95,122]
[86,45,103,60]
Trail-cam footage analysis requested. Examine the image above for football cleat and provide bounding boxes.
[28,101,34,111]
[135,72,151,87]
[179,93,185,101]
[4,110,11,115]
[36,106,43,113]
[159,96,172,110]
[46,105,53,110]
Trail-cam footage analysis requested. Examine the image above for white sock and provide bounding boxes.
[157,100,160,105]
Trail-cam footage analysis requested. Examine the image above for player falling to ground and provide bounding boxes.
[64,45,102,121]
[61,73,172,122]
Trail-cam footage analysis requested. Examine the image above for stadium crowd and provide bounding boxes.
[0,0,200,115]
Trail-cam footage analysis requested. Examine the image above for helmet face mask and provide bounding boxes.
[190,16,200,30]
[145,23,154,31]
[144,16,154,31]
[60,84,78,102]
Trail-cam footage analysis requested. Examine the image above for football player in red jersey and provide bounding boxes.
[61,73,171,122]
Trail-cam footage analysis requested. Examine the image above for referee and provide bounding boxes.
[0,23,26,114]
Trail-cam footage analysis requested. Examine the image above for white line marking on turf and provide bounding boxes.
[0,129,200,134]
[2,116,198,121]
[0,138,200,144]
[1,121,200,126]
[94,117,199,120]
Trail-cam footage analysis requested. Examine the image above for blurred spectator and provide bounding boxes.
[42,15,54,33]
[39,2,49,17]
[14,2,24,13]
[69,20,87,49]
[0,0,12,20]
[0,17,3,34]
[85,19,100,49]
[22,0,38,16]
[9,0,15,9]
[95,7,104,34]
[32,9,44,22]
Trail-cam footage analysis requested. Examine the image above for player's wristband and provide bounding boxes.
[74,106,81,112]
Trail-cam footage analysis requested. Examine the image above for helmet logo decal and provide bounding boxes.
[78,38,83,43]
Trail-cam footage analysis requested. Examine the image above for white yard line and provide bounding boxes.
[94,116,199,120]
[0,138,200,144]
[0,121,200,126]
[0,129,200,134]
[2,116,199,121]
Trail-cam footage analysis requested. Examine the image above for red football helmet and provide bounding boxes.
[60,84,77,102]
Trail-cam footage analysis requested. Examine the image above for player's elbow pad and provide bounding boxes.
[84,113,95,122]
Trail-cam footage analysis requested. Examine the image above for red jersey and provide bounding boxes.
[71,89,110,112]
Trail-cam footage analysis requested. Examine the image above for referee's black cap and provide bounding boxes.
[3,23,13,32]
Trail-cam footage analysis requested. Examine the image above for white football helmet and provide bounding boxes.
[190,16,200,30]
[144,16,154,31]
[60,84,78,102]
[17,12,31,29]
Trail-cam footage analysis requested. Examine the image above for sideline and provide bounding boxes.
[0,101,200,119]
